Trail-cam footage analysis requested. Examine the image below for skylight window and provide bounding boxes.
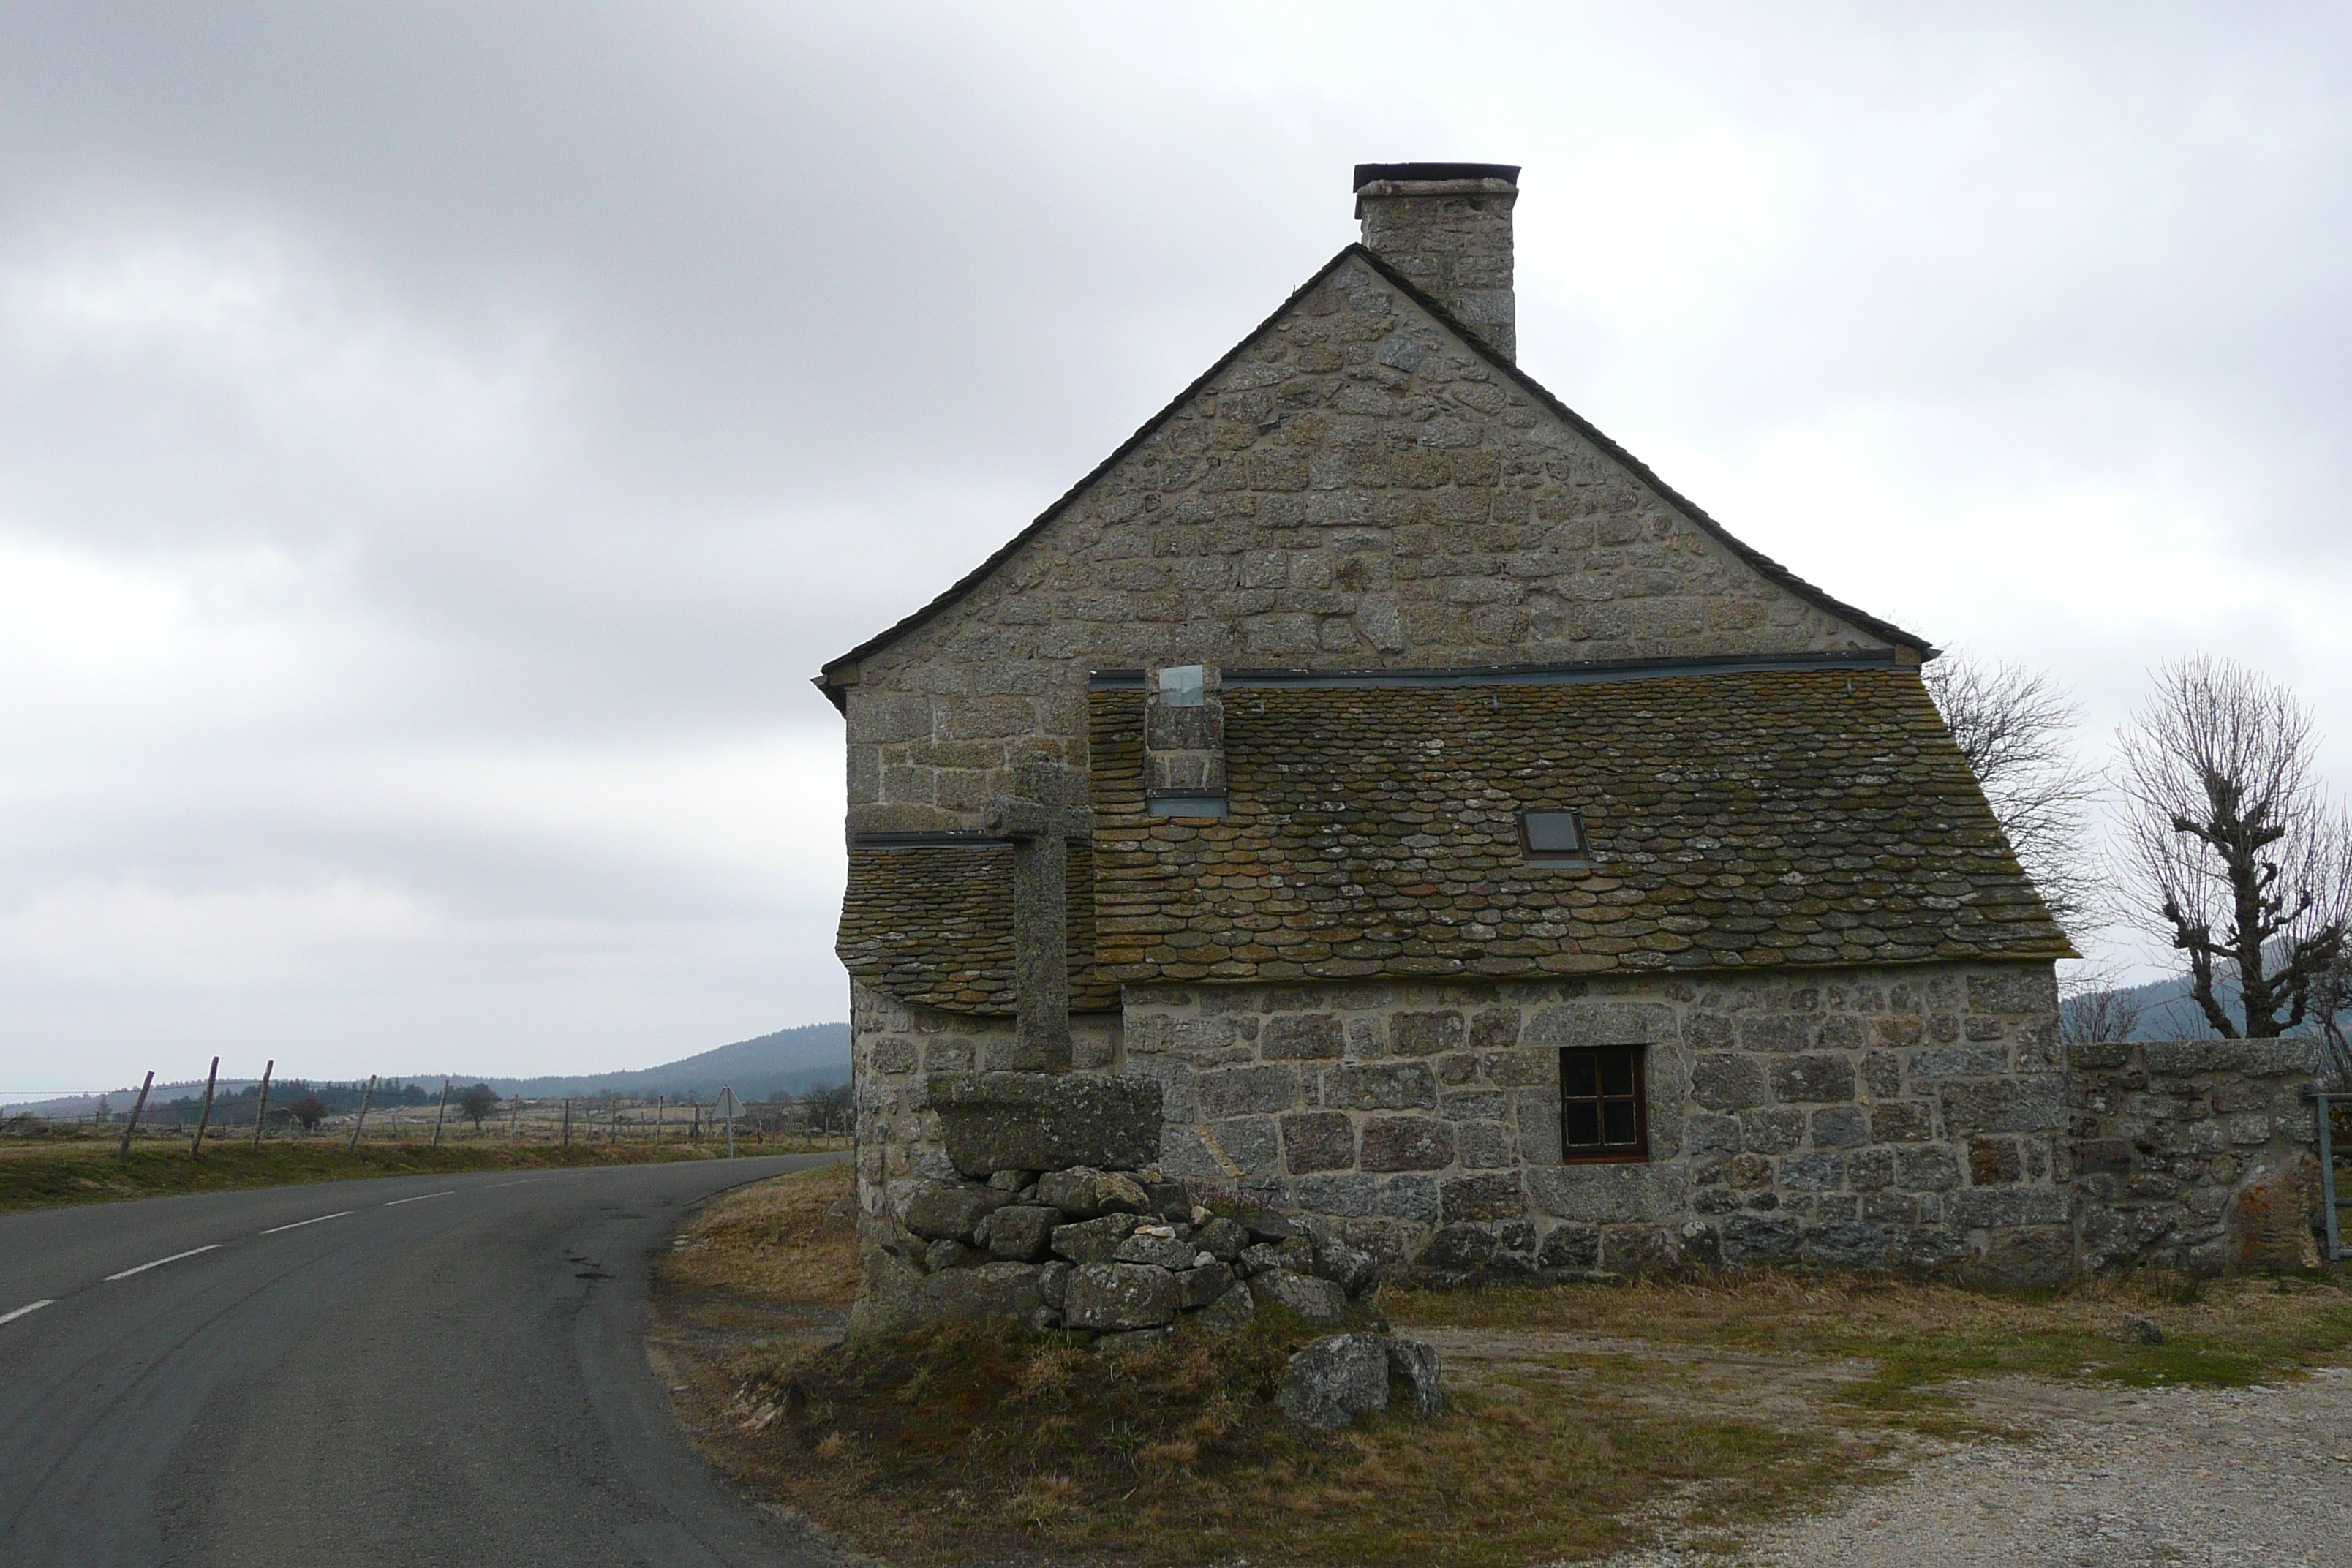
[1518,809,1588,864]
[1157,665,1205,708]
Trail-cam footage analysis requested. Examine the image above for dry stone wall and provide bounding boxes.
[1125,962,2074,1282]
[840,255,1897,836]
[2070,1038,2328,1274]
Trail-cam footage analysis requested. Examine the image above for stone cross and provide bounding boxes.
[984,758,1092,1070]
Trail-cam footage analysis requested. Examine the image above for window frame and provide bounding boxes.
[1517,807,1591,866]
[1557,1044,1650,1164]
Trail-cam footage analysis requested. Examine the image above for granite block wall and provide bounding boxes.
[1123,960,2072,1281]
[2069,1037,2327,1274]
[851,981,1119,1221]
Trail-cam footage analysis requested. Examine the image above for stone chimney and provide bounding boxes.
[1354,162,1520,361]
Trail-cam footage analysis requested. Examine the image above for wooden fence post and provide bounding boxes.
[721,1085,736,1158]
[347,1075,378,1151]
[116,1071,154,1163]
[190,1057,221,1158]
[250,1060,274,1150]
[431,1078,451,1148]
[561,1097,572,1147]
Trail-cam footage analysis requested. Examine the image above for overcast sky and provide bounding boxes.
[4,2,2348,1094]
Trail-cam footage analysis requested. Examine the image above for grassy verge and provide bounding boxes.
[0,1134,847,1213]
[653,1168,1899,1568]
[1387,1266,2352,1417]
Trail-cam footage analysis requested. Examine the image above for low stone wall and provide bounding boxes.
[854,984,2341,1288]
[2070,1039,2326,1275]
[849,1067,1391,1348]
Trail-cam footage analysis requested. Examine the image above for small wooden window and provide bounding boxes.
[1559,1045,1648,1162]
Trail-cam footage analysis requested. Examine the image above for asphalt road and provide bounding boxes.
[0,1155,845,1567]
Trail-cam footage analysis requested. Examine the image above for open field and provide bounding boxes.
[0,1129,850,1213]
[651,1166,2352,1567]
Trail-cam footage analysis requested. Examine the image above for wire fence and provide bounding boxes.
[1,1070,852,1158]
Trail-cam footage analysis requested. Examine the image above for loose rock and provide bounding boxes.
[1113,1229,1199,1270]
[1194,1216,1249,1261]
[1036,1166,1154,1219]
[1278,1333,1390,1429]
[902,1183,1013,1243]
[986,1205,1060,1262]
[1191,1281,1256,1337]
[1177,1261,1236,1308]
[1050,1212,1141,1263]
[1063,1262,1183,1331]
[2109,1314,2166,1346]
[1255,1268,1350,1327]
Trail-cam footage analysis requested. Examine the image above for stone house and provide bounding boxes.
[818,163,2089,1283]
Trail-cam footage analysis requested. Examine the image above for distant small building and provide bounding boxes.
[818,164,2087,1281]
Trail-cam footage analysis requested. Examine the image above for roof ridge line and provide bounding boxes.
[816,244,1934,708]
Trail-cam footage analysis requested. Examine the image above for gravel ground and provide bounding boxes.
[1608,1365,2352,1567]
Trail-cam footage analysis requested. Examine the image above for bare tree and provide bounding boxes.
[2056,968,2144,1046]
[2113,655,2352,1040]
[802,1082,853,1136]
[1923,652,2103,938]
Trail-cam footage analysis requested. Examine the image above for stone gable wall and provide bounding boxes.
[841,257,1896,836]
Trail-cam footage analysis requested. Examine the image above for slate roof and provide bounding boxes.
[837,663,2070,1012]
[1085,666,2071,984]
[813,244,1932,711]
[837,843,1111,1015]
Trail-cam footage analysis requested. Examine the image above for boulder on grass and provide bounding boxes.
[1386,1337,1445,1418]
[1278,1333,1390,1430]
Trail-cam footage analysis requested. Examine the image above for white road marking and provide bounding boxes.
[260,1210,353,1235]
[382,1190,455,1207]
[0,1300,54,1325]
[483,1179,543,1190]
[104,1245,221,1281]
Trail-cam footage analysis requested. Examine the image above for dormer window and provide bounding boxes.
[1518,809,1588,864]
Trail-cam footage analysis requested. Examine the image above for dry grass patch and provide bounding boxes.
[661,1156,864,1305]
[714,1319,1888,1568]
[655,1177,1890,1568]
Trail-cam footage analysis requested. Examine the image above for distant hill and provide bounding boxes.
[7,1022,851,1120]
[453,1022,851,1103]
[2065,970,2348,1041]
